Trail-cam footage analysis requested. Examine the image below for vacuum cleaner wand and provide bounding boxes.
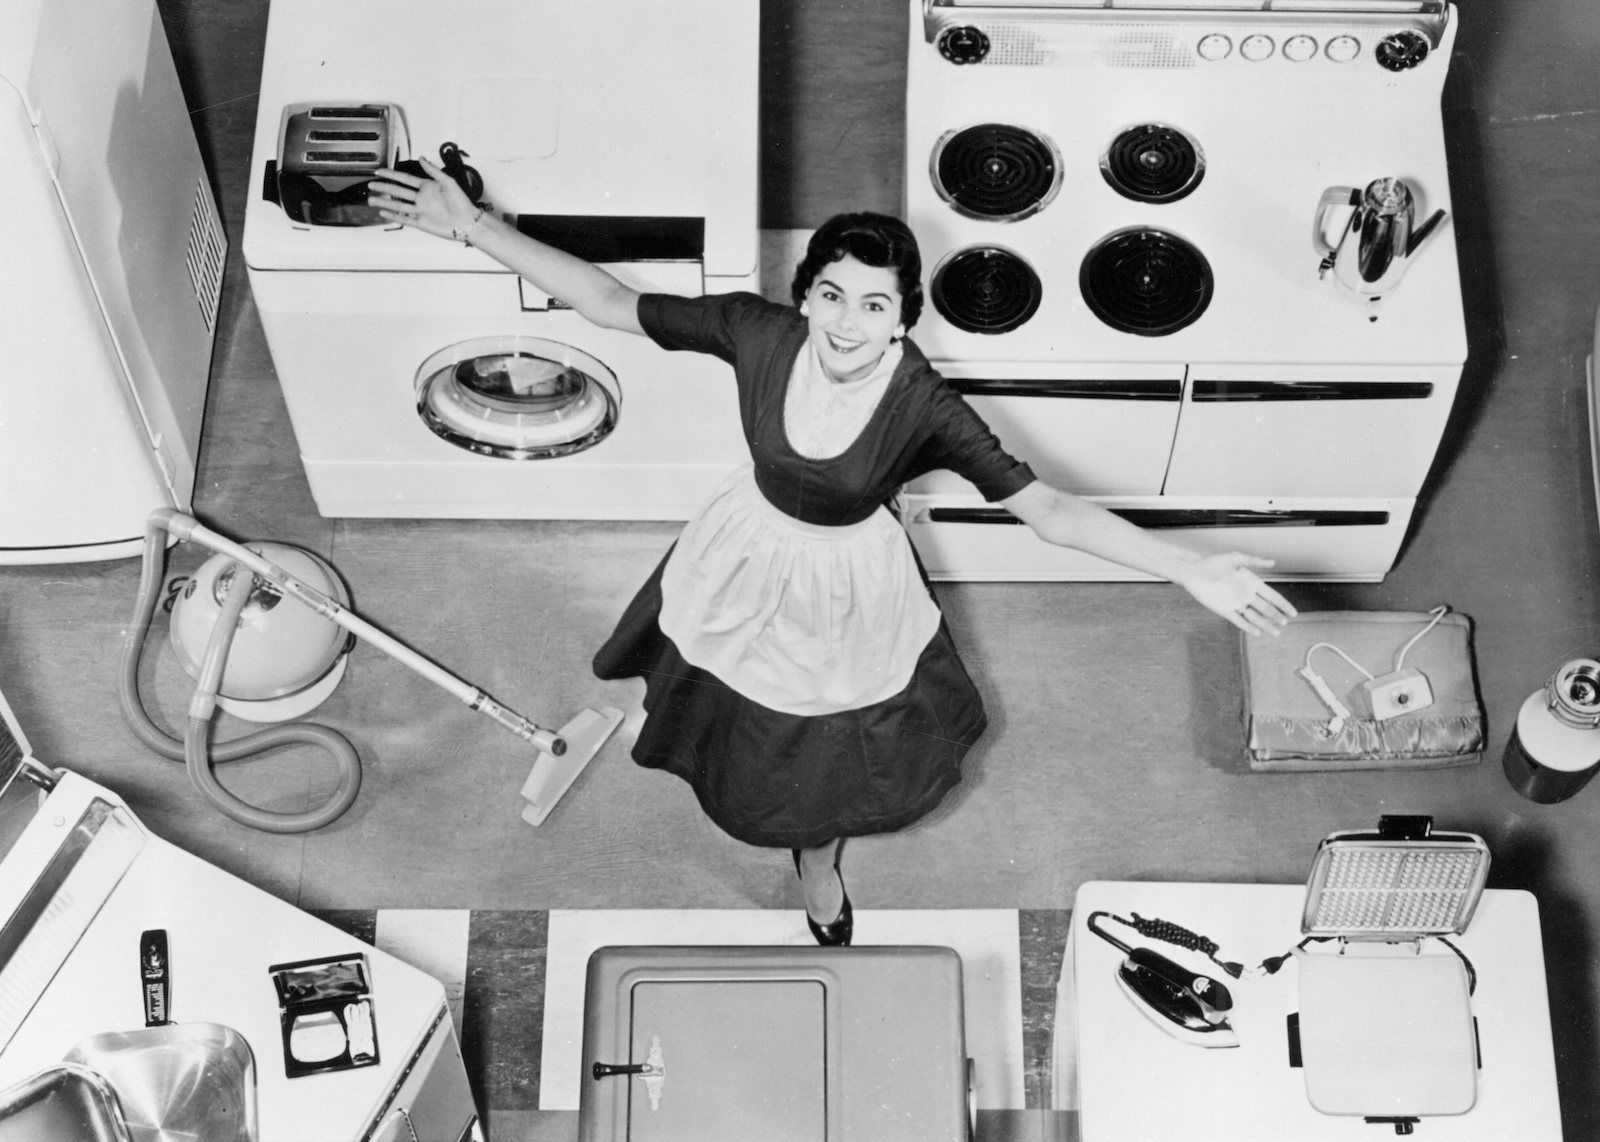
[157,510,566,756]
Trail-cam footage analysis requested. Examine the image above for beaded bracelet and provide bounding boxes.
[453,207,488,247]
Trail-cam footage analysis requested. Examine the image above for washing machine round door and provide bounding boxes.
[415,336,620,459]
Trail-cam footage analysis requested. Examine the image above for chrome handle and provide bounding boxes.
[1312,185,1360,259]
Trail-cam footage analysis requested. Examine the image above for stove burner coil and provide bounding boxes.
[1100,124,1204,204]
[1079,229,1213,337]
[932,124,1061,221]
[932,247,1043,335]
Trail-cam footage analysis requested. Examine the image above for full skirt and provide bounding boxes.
[592,549,988,849]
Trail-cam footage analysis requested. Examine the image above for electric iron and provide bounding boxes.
[1087,911,1239,1049]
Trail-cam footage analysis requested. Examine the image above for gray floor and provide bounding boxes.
[5,0,1600,1136]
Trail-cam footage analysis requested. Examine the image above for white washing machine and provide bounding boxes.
[242,0,760,520]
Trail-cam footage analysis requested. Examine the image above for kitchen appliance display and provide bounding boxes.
[243,0,759,520]
[902,0,1468,580]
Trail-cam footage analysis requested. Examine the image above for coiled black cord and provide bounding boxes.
[1106,911,1245,978]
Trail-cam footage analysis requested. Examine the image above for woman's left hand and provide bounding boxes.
[1178,553,1297,636]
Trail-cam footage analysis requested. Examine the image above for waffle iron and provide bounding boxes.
[1288,815,1491,1134]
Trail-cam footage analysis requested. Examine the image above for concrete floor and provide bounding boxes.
[4,0,1600,1136]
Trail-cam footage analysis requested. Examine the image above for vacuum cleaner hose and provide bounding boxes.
[120,515,362,833]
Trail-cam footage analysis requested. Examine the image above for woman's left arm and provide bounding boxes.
[1000,480,1297,636]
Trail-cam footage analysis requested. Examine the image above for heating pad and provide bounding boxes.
[1242,610,1484,771]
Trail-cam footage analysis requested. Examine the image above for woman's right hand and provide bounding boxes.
[369,158,479,242]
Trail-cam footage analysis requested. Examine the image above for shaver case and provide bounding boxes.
[268,952,380,1078]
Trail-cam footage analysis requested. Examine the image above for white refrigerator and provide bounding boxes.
[0,0,225,564]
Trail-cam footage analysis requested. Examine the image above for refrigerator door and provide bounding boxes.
[0,0,224,564]
[0,84,170,562]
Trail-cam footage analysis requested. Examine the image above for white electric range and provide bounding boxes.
[242,0,760,520]
[900,0,1468,580]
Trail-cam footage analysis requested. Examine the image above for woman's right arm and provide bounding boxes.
[368,158,644,334]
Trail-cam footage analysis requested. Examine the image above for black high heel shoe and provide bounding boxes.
[792,845,853,947]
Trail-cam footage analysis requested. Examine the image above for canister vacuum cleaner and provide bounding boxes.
[120,509,601,833]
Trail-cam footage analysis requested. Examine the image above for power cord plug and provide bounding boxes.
[1297,665,1352,736]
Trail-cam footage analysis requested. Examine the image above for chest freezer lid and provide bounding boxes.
[580,945,972,1141]
[619,979,827,1142]
[241,0,758,277]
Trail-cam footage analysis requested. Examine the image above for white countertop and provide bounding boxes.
[1060,880,1562,1140]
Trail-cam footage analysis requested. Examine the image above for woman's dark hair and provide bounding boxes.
[790,211,924,330]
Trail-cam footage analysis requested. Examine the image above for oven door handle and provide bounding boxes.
[920,507,1391,528]
[1189,380,1434,402]
[947,378,1182,401]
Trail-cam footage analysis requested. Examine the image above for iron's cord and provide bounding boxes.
[1109,912,1245,978]
[119,515,362,833]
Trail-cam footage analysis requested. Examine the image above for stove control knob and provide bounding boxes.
[1325,35,1361,63]
[1375,29,1430,71]
[1197,33,1232,61]
[1240,33,1274,62]
[1283,34,1317,63]
[938,25,991,65]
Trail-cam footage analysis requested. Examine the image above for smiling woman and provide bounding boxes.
[803,260,905,382]
[791,216,920,384]
[364,170,1295,945]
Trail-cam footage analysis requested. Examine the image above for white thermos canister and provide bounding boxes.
[1503,659,1600,803]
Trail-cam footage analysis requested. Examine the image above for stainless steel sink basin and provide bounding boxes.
[0,1063,134,1142]
[64,1022,257,1142]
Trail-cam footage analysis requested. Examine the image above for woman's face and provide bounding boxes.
[802,256,906,384]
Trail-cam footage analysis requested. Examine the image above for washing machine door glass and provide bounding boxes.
[415,336,620,459]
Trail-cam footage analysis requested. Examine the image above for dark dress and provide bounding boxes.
[593,291,1035,848]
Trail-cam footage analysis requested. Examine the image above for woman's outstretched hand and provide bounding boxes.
[1178,553,1297,636]
[368,158,478,241]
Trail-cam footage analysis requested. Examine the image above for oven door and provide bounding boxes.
[901,492,1414,582]
[1163,364,1463,497]
[907,365,1184,498]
